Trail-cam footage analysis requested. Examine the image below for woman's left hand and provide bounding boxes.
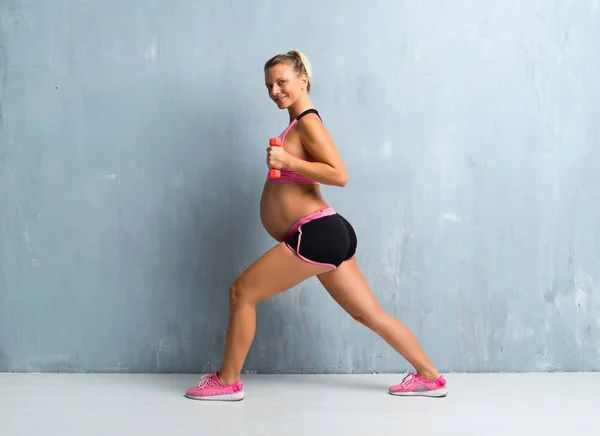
[266,145,292,170]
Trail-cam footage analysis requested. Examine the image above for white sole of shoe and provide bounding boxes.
[389,387,449,397]
[185,391,245,401]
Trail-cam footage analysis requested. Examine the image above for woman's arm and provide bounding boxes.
[288,115,348,187]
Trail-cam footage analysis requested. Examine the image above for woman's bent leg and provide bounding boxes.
[185,242,332,401]
[219,243,332,383]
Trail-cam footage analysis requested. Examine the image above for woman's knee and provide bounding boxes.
[352,308,386,330]
[229,278,257,307]
[352,314,368,326]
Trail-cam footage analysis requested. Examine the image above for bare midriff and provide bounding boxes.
[260,182,329,242]
[259,111,332,241]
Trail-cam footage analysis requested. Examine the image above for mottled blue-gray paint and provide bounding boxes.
[1,0,599,374]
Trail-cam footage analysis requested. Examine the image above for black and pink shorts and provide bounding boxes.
[284,207,357,269]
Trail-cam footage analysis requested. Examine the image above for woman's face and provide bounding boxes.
[265,64,307,109]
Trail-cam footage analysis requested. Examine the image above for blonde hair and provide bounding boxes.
[264,49,313,92]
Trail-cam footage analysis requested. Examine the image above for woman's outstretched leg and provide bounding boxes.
[185,242,332,401]
[317,257,448,397]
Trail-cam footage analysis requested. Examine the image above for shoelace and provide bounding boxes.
[197,373,218,388]
[398,372,418,388]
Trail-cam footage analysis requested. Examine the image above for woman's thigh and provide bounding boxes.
[317,257,384,324]
[231,242,334,305]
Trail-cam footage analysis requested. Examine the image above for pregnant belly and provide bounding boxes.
[260,182,328,242]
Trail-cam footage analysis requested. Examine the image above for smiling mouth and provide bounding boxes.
[274,96,287,103]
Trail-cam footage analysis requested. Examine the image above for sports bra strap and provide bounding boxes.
[296,108,322,122]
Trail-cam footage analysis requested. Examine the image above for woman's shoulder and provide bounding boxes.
[296,109,326,134]
[296,109,334,146]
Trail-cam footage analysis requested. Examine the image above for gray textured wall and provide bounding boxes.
[1,0,599,374]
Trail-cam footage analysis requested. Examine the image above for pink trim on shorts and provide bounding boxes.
[284,207,336,240]
[284,207,338,269]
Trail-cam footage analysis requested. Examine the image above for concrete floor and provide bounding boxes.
[1,373,598,436]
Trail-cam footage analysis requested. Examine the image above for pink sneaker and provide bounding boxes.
[389,373,449,397]
[185,372,245,401]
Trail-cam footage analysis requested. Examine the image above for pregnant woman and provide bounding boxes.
[185,50,449,401]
